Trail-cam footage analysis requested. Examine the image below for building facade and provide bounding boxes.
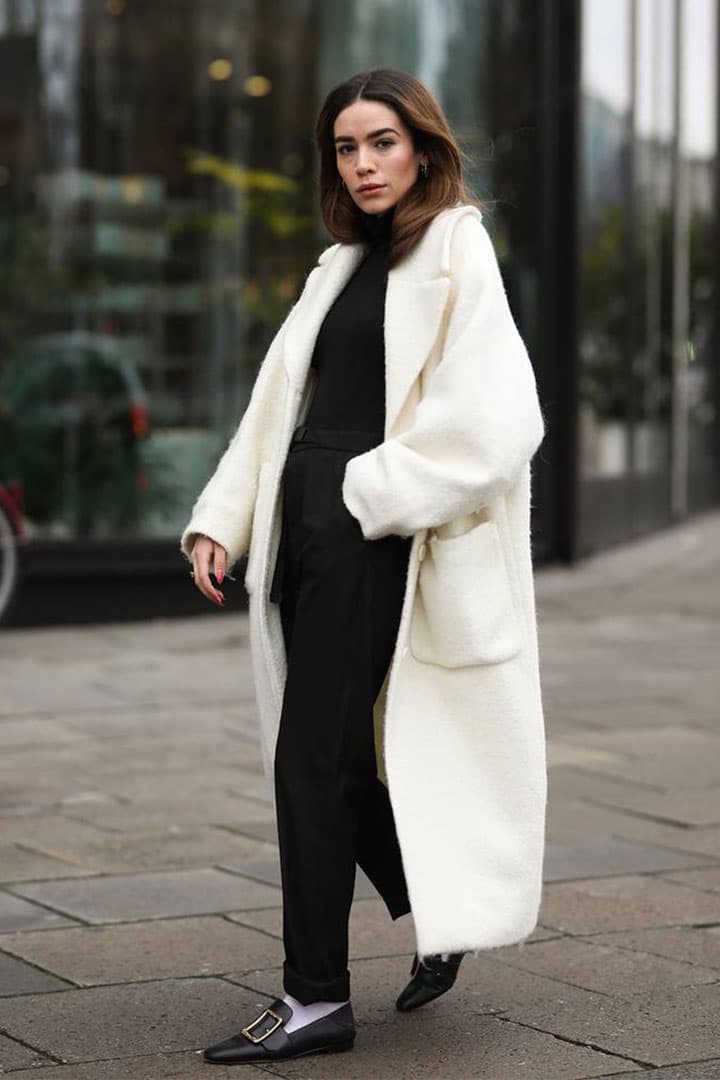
[0,0,718,604]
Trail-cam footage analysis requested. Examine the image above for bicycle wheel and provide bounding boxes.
[0,500,20,626]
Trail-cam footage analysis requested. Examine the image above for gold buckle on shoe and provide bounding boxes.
[241,1007,284,1043]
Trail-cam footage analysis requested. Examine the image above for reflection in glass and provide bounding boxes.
[1,0,543,549]
[681,0,718,511]
[1,0,317,539]
[578,0,632,490]
[629,0,674,526]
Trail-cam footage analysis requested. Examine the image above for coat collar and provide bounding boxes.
[282,205,477,436]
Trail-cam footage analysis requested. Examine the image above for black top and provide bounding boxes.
[303,205,394,434]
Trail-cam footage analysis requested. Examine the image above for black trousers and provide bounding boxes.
[269,425,413,1004]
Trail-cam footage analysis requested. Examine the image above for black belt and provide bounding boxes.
[290,425,384,452]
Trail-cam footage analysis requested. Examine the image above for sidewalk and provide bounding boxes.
[1,513,720,1079]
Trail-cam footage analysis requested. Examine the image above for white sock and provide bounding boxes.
[282,992,349,1034]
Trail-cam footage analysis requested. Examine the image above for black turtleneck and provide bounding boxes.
[304,206,394,435]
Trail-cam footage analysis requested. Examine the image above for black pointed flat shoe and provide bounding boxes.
[395,951,465,1012]
[203,997,355,1065]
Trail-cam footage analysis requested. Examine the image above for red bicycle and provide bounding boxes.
[0,481,26,625]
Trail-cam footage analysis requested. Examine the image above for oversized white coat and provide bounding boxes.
[180,202,547,957]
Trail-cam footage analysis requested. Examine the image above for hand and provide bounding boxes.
[191,535,228,607]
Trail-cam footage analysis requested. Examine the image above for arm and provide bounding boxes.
[341,214,545,540]
[179,242,340,570]
[179,315,289,571]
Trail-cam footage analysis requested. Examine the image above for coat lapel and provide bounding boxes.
[283,236,451,436]
[384,274,450,433]
[282,244,364,390]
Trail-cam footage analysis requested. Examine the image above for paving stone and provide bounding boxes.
[546,739,627,770]
[227,901,559,956]
[0,890,78,933]
[221,819,278,845]
[0,949,70,995]
[553,728,720,789]
[8,868,282,923]
[0,1031,54,1071]
[239,951,575,1027]
[544,837,715,882]
[220,859,379,901]
[546,765,661,805]
[0,843,95,884]
[1,1050,269,1078]
[548,806,720,862]
[588,787,720,827]
[98,766,264,803]
[237,954,634,1077]
[602,1062,720,1079]
[492,935,717,997]
[540,874,720,933]
[267,1014,632,1079]
[0,813,123,848]
[0,978,266,1063]
[22,826,278,874]
[545,798,720,851]
[501,981,720,1066]
[661,865,720,894]
[228,899,418,971]
[2,515,720,1076]
[346,899,418,959]
[225,906,282,938]
[585,927,720,972]
[0,916,281,986]
[0,670,120,716]
[65,792,274,832]
[604,823,720,860]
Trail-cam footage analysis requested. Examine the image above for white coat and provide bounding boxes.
[180,202,547,957]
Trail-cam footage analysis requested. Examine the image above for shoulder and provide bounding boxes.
[313,203,491,274]
[408,203,488,278]
[442,206,502,289]
[317,241,343,266]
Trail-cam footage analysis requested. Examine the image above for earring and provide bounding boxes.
[420,161,428,179]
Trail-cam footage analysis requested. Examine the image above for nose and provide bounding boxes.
[355,147,375,175]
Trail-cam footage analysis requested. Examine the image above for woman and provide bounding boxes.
[181,67,546,1066]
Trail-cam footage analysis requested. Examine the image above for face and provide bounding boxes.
[333,99,427,215]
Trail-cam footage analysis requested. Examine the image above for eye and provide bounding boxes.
[337,145,353,155]
[377,139,395,149]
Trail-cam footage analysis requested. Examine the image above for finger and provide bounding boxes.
[194,540,224,606]
[213,544,227,585]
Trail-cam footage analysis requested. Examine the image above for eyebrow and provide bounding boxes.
[333,127,400,144]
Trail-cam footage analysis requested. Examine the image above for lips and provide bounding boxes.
[358,184,385,193]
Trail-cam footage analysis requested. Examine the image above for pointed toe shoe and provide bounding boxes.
[395,951,465,1012]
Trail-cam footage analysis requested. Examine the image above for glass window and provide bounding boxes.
[680,0,718,511]
[1,0,318,540]
[0,0,543,550]
[577,0,633,546]
[628,0,675,530]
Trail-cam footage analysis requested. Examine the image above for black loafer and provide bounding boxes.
[203,997,355,1065]
[395,951,465,1012]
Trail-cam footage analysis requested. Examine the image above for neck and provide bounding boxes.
[360,204,395,249]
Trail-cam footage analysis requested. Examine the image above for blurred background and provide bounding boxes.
[0,0,718,626]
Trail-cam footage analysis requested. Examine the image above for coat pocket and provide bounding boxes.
[409,516,522,667]
[244,462,273,595]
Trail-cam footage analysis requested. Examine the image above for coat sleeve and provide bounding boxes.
[178,314,290,571]
[341,214,545,540]
[178,241,340,570]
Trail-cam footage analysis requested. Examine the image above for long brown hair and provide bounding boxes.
[315,68,480,268]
